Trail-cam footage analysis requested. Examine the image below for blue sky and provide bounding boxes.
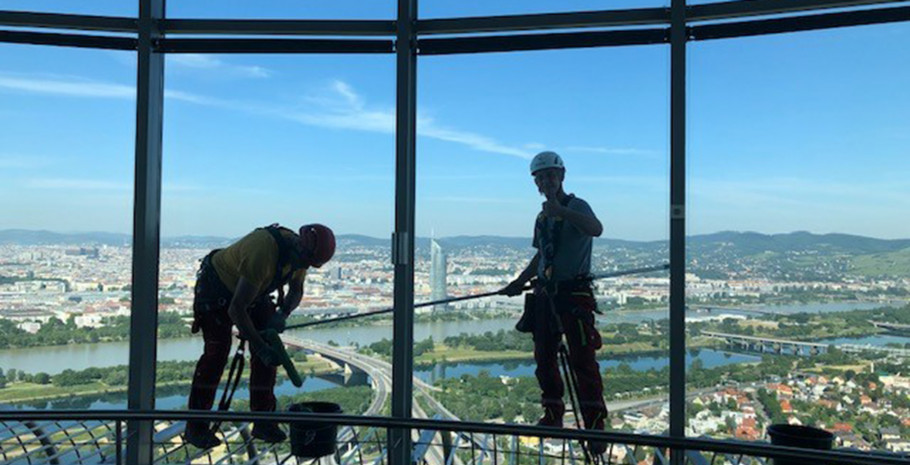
[0,2,908,240]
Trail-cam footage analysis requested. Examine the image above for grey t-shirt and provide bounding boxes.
[532,195,596,283]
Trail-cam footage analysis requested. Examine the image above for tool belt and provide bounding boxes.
[515,276,599,334]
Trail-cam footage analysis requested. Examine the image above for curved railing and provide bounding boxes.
[1,410,908,465]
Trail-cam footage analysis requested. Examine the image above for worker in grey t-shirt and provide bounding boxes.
[500,151,608,454]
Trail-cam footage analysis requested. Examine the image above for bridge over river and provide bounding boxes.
[702,331,910,358]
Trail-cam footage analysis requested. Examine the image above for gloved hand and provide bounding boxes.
[267,312,287,333]
[499,280,526,297]
[251,341,283,367]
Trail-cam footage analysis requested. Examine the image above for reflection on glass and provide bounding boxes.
[687,24,910,448]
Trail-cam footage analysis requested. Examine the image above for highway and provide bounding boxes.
[284,337,456,465]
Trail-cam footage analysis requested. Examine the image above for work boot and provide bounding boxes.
[252,422,287,443]
[585,412,608,456]
[185,424,221,450]
[536,404,565,428]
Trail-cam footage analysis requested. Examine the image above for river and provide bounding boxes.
[1,300,906,410]
[3,300,901,375]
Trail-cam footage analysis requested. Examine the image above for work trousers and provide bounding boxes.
[532,288,608,429]
[187,297,277,431]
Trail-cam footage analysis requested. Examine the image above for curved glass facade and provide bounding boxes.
[0,1,908,463]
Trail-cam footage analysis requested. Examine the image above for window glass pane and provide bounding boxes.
[0,44,135,409]
[688,23,910,451]
[417,45,670,438]
[1,0,135,17]
[160,54,395,426]
[422,0,668,20]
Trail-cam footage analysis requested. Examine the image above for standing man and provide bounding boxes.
[185,223,335,449]
[500,151,608,451]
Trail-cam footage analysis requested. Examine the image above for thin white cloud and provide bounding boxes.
[572,175,667,190]
[690,177,910,208]
[427,196,523,204]
[0,72,548,161]
[24,178,130,190]
[566,146,658,156]
[419,121,531,159]
[164,89,224,105]
[421,173,524,181]
[295,173,393,182]
[330,80,362,109]
[0,154,51,169]
[168,54,272,78]
[0,72,214,105]
[23,178,211,192]
[0,74,134,98]
[291,80,532,159]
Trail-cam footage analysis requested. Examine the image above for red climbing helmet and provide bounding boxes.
[299,223,336,268]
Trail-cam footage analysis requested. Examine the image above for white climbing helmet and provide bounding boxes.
[529,151,565,176]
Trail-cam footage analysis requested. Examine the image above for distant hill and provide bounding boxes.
[689,231,910,255]
[848,247,910,278]
[1,229,907,257]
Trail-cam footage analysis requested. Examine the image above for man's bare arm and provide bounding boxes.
[280,276,304,316]
[227,277,269,348]
[514,253,540,286]
[500,253,540,295]
[560,206,603,237]
[543,198,603,237]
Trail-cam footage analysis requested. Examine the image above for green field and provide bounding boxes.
[850,247,910,277]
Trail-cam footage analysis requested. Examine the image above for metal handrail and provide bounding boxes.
[1,410,906,465]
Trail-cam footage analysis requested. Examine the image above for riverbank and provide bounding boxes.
[0,358,334,404]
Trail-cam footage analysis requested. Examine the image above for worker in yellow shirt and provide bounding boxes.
[185,223,335,449]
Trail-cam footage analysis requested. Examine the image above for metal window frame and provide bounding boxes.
[690,4,910,40]
[687,0,907,22]
[0,10,136,32]
[390,0,418,463]
[1,2,909,460]
[126,1,164,465]
[0,29,135,49]
[418,28,669,55]
[669,1,687,464]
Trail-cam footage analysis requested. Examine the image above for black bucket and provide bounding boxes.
[767,424,834,465]
[288,402,342,458]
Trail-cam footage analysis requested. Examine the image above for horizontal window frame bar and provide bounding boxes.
[416,8,670,35]
[691,4,910,40]
[3,1,905,38]
[0,10,137,32]
[418,28,669,55]
[1,410,907,465]
[687,0,908,22]
[156,37,394,54]
[161,18,396,36]
[0,29,136,50]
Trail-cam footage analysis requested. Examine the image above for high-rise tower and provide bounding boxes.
[430,239,448,311]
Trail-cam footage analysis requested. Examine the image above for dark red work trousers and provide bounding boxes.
[187,299,277,432]
[532,289,608,429]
